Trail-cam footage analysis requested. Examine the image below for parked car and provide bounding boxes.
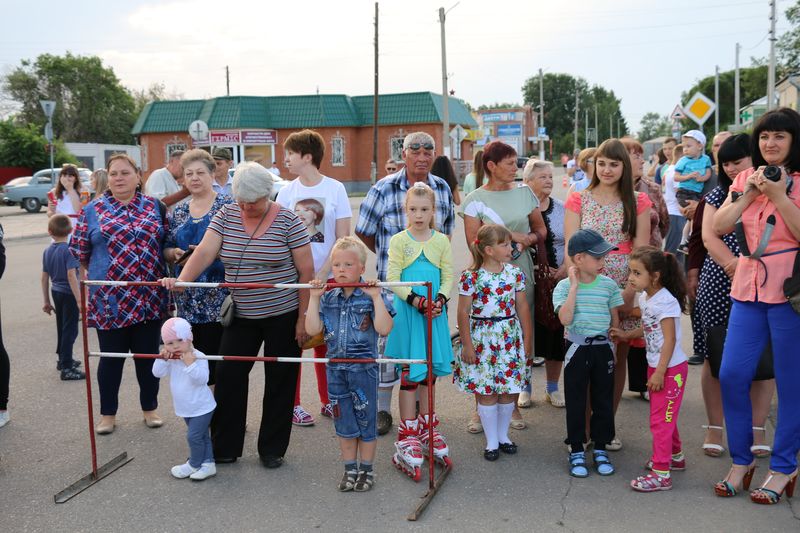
[515,157,529,181]
[2,167,91,213]
[0,176,32,206]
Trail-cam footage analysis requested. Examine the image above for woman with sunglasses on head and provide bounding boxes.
[713,108,800,504]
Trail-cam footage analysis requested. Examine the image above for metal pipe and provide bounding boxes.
[82,280,425,289]
[80,281,98,477]
[89,352,427,365]
[426,282,435,490]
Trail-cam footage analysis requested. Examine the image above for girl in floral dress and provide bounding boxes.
[455,224,533,461]
[564,139,652,451]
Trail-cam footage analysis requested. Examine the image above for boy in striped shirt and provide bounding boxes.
[552,229,623,478]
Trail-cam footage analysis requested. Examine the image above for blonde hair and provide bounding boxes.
[404,181,436,229]
[469,224,512,271]
[522,159,553,183]
[330,236,367,265]
[671,144,684,165]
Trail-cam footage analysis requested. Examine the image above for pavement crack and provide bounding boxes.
[556,476,575,531]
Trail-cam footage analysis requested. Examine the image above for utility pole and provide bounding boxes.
[584,108,588,149]
[735,42,741,126]
[538,68,545,160]
[573,85,579,151]
[609,115,613,140]
[714,65,719,134]
[226,66,230,96]
[439,6,450,157]
[617,117,621,138]
[768,0,777,110]
[594,105,598,146]
[372,2,379,185]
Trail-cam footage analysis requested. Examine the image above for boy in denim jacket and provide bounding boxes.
[305,237,394,492]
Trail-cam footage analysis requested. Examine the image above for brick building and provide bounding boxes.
[132,92,477,193]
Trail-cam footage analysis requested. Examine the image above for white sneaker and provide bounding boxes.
[0,410,8,428]
[517,391,532,408]
[189,462,217,481]
[171,462,199,479]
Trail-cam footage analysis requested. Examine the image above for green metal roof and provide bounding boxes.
[132,92,476,134]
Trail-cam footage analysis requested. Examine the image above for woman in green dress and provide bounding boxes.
[462,141,547,431]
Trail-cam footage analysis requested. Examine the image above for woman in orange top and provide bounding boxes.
[712,108,800,504]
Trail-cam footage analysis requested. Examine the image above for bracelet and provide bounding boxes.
[405,293,418,307]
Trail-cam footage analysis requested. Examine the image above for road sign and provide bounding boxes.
[684,92,716,126]
[44,123,53,142]
[538,127,547,136]
[188,120,209,142]
[40,100,56,118]
[670,105,686,120]
[587,128,596,142]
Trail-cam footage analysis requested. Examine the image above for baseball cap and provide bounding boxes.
[682,130,707,146]
[567,229,618,258]
[161,317,193,343]
[212,147,233,161]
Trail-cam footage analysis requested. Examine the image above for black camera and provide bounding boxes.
[763,165,782,182]
[510,242,521,260]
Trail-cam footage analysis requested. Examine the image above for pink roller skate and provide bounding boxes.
[392,419,423,482]
[418,413,452,468]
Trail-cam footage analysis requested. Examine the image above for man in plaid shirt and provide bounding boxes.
[355,131,455,435]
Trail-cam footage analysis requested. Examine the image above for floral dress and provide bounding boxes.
[453,264,531,395]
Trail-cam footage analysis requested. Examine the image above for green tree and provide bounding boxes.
[778,1,800,73]
[679,64,768,140]
[0,120,76,169]
[476,102,521,111]
[638,112,670,141]
[521,73,627,157]
[2,53,136,144]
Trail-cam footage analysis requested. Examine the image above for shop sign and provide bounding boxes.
[241,130,277,145]
[210,131,241,143]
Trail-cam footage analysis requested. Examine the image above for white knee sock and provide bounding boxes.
[497,402,515,444]
[477,404,499,450]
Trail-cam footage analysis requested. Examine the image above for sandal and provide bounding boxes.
[499,442,518,454]
[631,471,672,492]
[606,436,622,451]
[354,470,375,492]
[714,462,756,497]
[545,390,565,408]
[517,391,532,408]
[467,414,483,434]
[750,426,772,459]
[750,469,798,505]
[338,470,357,492]
[510,417,527,430]
[593,450,615,476]
[702,424,725,457]
[569,452,589,478]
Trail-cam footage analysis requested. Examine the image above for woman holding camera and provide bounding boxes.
[712,108,800,504]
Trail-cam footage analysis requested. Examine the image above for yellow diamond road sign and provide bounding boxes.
[684,92,716,126]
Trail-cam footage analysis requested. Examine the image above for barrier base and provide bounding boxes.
[407,462,452,521]
[54,452,133,504]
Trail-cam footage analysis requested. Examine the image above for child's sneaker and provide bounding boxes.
[60,368,86,381]
[354,470,375,492]
[56,360,81,371]
[320,403,334,418]
[171,462,199,479]
[292,405,315,426]
[631,471,673,492]
[0,410,8,428]
[189,462,216,481]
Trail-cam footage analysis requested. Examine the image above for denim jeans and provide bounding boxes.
[327,365,378,442]
[185,410,214,468]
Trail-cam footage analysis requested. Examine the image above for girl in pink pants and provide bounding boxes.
[612,246,689,492]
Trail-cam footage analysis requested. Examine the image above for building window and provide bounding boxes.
[390,137,404,161]
[331,135,345,166]
[165,140,187,162]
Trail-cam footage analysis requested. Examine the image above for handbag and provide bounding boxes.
[217,202,280,327]
[783,250,800,315]
[532,232,562,331]
[705,324,774,381]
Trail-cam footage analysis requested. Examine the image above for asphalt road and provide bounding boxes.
[0,176,796,532]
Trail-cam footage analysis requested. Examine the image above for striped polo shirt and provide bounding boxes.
[552,274,623,336]
[208,203,310,319]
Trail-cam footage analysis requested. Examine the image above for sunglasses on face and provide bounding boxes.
[406,142,434,151]
[386,166,397,172]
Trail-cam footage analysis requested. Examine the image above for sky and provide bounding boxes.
[1,0,791,135]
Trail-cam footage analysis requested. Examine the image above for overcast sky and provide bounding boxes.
[1,0,790,134]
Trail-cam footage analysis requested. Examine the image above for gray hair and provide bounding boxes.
[403,131,435,150]
[232,162,274,202]
[522,159,554,182]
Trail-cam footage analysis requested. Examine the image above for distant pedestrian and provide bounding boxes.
[153,318,217,481]
[385,159,399,175]
[145,150,189,209]
[461,150,486,195]
[89,169,108,199]
[41,214,85,381]
[431,155,461,205]
[211,148,234,197]
[0,223,9,428]
[47,164,85,220]
[270,161,282,177]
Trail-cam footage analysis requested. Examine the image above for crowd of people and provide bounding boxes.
[0,109,798,503]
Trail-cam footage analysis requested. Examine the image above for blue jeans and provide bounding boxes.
[327,365,378,442]
[664,214,687,255]
[720,299,800,474]
[185,410,214,468]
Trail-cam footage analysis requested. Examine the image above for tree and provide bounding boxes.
[521,73,627,157]
[679,64,768,140]
[778,1,800,73]
[638,112,670,141]
[2,53,137,145]
[476,102,521,111]
[131,82,184,118]
[0,120,76,169]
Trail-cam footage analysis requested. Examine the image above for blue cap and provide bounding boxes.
[567,229,617,257]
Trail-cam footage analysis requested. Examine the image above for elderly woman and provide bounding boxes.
[70,153,169,434]
[47,164,85,219]
[522,159,566,408]
[697,134,775,459]
[462,140,546,431]
[713,108,800,504]
[164,162,313,468]
[163,149,233,386]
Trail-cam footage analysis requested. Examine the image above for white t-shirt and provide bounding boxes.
[275,175,352,273]
[151,350,216,418]
[662,164,682,216]
[145,167,181,200]
[639,288,687,368]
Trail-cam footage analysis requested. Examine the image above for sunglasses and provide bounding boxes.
[406,142,434,151]
[386,166,397,172]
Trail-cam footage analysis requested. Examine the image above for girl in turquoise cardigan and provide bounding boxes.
[385,182,454,476]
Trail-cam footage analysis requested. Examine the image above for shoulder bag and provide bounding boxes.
[532,231,562,331]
